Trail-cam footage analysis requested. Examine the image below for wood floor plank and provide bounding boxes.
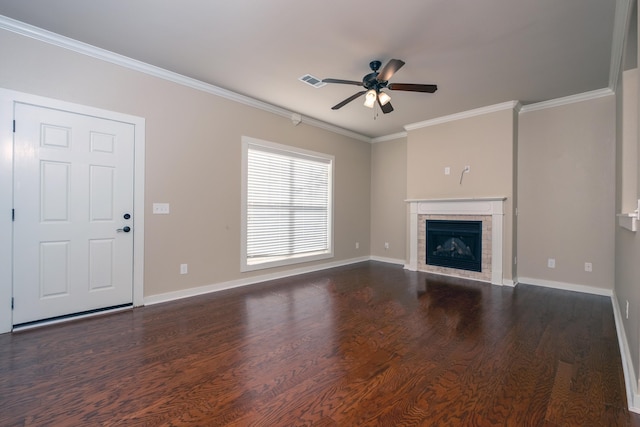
[0,261,638,426]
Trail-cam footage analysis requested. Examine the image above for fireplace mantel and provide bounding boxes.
[406,197,506,285]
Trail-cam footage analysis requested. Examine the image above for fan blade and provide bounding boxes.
[323,78,364,86]
[378,97,394,114]
[388,83,438,93]
[377,59,405,82]
[331,91,366,110]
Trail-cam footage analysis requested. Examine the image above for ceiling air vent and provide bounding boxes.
[299,74,326,88]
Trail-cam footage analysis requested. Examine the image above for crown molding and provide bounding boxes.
[373,86,610,140]
[0,12,622,144]
[404,101,519,131]
[519,88,614,114]
[0,15,371,143]
[297,116,371,142]
[371,131,407,143]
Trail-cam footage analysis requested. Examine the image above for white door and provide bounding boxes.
[12,102,135,325]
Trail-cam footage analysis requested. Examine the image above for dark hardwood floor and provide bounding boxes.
[1,261,639,426]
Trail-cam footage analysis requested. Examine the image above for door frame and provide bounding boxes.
[0,88,145,333]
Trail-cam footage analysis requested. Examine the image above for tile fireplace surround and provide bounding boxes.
[406,198,506,285]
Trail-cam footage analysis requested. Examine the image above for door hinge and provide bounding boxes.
[12,120,15,133]
[12,209,15,221]
[11,297,14,309]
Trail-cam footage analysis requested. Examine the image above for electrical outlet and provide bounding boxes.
[180,264,188,274]
[384,242,389,250]
[444,167,450,175]
[355,242,359,249]
[584,262,592,272]
[547,258,555,268]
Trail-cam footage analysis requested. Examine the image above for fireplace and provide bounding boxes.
[406,198,506,285]
[426,220,482,272]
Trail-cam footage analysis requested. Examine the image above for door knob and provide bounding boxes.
[117,226,131,233]
[123,213,131,220]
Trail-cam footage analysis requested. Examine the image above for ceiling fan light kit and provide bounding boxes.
[323,59,437,115]
[364,89,377,108]
[378,91,391,106]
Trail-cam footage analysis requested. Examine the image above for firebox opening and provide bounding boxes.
[426,220,482,272]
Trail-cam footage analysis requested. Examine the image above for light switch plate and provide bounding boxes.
[153,203,170,214]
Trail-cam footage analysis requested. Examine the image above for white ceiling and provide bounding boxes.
[0,0,620,138]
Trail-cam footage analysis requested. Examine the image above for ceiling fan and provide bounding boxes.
[323,59,437,114]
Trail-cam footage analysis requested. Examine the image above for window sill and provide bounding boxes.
[241,251,333,272]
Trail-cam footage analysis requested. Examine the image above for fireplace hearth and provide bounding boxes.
[426,220,482,272]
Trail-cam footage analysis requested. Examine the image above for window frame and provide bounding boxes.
[241,136,334,272]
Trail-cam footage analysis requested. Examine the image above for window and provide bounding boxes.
[241,137,334,271]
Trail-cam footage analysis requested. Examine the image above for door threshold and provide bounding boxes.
[12,303,133,332]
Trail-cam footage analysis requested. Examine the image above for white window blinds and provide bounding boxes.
[243,138,333,270]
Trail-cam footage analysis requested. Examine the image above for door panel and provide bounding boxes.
[40,241,70,297]
[13,102,135,325]
[41,161,71,221]
[89,239,114,290]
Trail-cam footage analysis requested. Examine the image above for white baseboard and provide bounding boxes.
[369,255,406,265]
[611,291,640,413]
[517,277,613,296]
[144,256,371,306]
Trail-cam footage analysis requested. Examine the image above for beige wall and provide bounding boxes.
[370,137,407,261]
[518,95,616,290]
[0,29,371,298]
[406,108,516,281]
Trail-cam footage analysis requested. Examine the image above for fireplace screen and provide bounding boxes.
[426,220,482,272]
